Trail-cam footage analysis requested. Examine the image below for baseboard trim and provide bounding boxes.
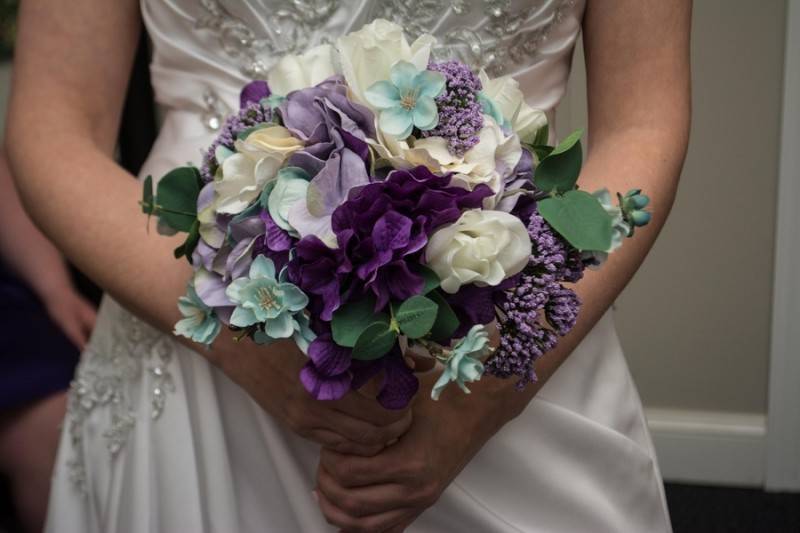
[645,408,767,488]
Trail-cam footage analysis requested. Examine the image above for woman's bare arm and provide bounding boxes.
[6,0,412,453]
[314,1,692,530]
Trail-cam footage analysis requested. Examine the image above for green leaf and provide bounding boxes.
[530,145,553,162]
[533,129,584,194]
[331,295,388,348]
[395,295,438,339]
[141,175,154,214]
[428,291,459,342]
[173,220,201,263]
[411,264,440,294]
[532,123,549,147]
[156,167,202,233]
[538,190,614,252]
[351,321,398,361]
[550,129,583,157]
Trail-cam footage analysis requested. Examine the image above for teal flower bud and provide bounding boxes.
[431,325,490,400]
[174,279,222,345]
[630,209,652,227]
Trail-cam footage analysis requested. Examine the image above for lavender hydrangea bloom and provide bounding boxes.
[277,77,376,244]
[421,60,484,157]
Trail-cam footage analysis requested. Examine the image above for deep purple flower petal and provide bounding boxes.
[239,80,270,108]
[376,353,419,410]
[308,334,352,376]
[300,362,352,401]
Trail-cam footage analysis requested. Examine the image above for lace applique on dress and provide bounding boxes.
[196,0,341,78]
[370,0,577,76]
[65,306,175,493]
[194,0,576,80]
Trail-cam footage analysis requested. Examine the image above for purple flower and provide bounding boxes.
[288,235,348,321]
[351,350,419,410]
[329,166,493,310]
[484,208,585,387]
[421,60,484,157]
[300,333,353,401]
[240,80,270,108]
[277,77,377,243]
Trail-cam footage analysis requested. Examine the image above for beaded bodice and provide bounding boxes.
[141,0,586,126]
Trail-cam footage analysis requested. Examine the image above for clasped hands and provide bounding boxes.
[220,337,509,532]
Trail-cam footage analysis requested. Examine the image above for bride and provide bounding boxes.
[7,1,690,531]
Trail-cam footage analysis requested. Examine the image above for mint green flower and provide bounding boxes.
[365,60,446,139]
[431,325,490,400]
[226,255,309,341]
[174,281,222,345]
[477,91,509,129]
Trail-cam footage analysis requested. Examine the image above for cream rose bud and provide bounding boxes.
[426,210,532,294]
[236,126,304,159]
[337,19,436,107]
[479,70,547,141]
[267,44,338,96]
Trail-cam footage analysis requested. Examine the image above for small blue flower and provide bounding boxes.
[477,91,508,129]
[365,61,446,139]
[174,281,222,345]
[226,255,310,342]
[431,325,490,400]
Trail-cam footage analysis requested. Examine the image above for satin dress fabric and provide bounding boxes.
[46,1,672,531]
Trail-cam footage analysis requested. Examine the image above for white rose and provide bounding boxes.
[337,19,436,107]
[215,126,303,215]
[479,71,547,141]
[267,44,338,96]
[370,115,521,206]
[425,210,531,294]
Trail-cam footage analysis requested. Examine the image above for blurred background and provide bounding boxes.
[0,1,799,532]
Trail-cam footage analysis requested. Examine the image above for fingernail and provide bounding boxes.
[311,489,319,502]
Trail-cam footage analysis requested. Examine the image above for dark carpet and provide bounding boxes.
[666,483,800,533]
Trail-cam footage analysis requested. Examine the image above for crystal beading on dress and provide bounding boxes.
[193,0,574,130]
[64,304,176,494]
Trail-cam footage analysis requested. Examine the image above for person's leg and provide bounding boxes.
[0,392,68,533]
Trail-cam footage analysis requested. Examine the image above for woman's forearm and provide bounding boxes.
[6,132,189,334]
[0,149,74,296]
[444,124,689,431]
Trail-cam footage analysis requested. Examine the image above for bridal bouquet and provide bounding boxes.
[141,20,650,409]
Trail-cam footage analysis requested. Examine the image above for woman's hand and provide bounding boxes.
[313,372,515,532]
[42,282,97,350]
[215,337,413,457]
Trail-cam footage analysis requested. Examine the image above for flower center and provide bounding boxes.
[256,286,279,311]
[400,93,417,111]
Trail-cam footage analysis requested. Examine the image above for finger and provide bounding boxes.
[77,296,98,329]
[317,463,412,517]
[332,392,411,427]
[320,409,409,448]
[311,428,384,457]
[320,448,405,488]
[59,318,88,351]
[315,486,412,533]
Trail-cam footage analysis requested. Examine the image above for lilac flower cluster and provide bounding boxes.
[485,211,584,388]
[199,101,273,182]
[421,60,484,157]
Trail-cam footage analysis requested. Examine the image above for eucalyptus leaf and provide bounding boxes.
[411,264,440,294]
[141,175,154,215]
[428,291,459,342]
[331,295,387,348]
[173,220,201,263]
[156,167,202,233]
[533,133,583,194]
[532,123,550,147]
[351,321,398,361]
[538,190,614,252]
[395,295,438,339]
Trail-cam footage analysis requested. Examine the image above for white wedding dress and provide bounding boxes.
[46,1,672,531]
